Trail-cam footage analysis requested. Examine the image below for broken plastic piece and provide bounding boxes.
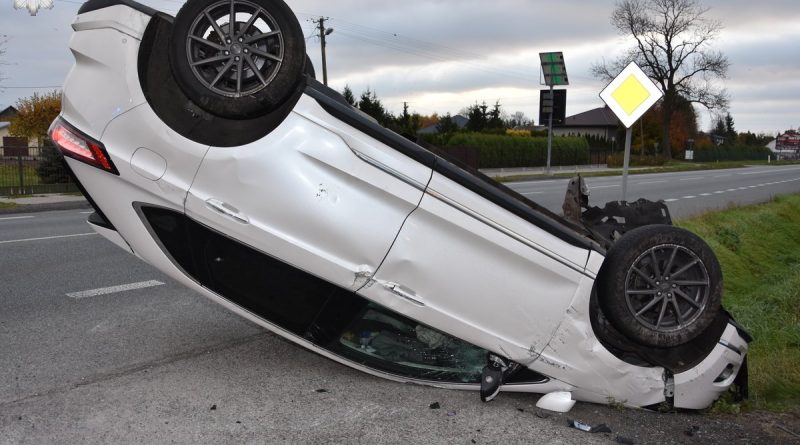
[536,391,576,413]
[567,419,612,433]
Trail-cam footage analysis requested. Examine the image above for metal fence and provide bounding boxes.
[0,146,79,196]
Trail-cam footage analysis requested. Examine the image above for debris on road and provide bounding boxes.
[314,388,328,393]
[615,436,636,444]
[429,402,440,410]
[567,419,612,433]
[209,404,217,411]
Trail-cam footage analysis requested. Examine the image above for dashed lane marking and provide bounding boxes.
[0,216,35,221]
[0,233,97,244]
[67,280,166,299]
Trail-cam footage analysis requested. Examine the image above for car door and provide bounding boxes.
[185,96,432,292]
[359,167,593,361]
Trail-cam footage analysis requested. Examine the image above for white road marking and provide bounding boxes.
[700,193,712,196]
[714,191,725,194]
[637,180,667,185]
[679,177,705,181]
[0,216,35,221]
[683,196,697,199]
[714,174,732,178]
[79,211,93,214]
[727,189,737,192]
[592,185,620,189]
[664,198,679,202]
[67,280,165,299]
[0,233,97,244]
[522,191,544,195]
[741,167,800,175]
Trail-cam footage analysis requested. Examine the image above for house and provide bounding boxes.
[0,105,18,121]
[771,130,800,160]
[552,106,620,141]
[418,115,469,134]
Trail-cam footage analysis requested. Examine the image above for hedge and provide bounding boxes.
[446,133,589,168]
[691,146,773,162]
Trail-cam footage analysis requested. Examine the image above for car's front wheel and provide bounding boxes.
[598,225,722,348]
[169,0,306,119]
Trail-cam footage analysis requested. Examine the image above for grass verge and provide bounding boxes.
[0,201,18,210]
[677,194,800,412]
[494,160,799,182]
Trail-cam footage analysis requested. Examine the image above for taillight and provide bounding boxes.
[49,118,119,175]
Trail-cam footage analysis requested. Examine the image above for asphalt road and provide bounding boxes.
[2,166,799,444]
[505,165,800,219]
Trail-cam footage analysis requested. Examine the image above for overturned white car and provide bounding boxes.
[51,0,750,410]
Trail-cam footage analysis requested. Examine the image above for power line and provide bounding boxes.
[295,13,538,83]
[0,86,61,89]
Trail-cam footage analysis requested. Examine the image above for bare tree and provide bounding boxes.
[593,0,729,158]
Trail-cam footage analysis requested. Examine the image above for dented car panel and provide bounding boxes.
[51,0,750,412]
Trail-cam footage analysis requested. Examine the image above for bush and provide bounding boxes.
[36,139,71,184]
[446,133,589,168]
[607,154,669,168]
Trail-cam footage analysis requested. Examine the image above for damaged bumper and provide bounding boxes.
[673,321,750,409]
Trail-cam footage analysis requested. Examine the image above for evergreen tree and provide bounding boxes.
[357,88,388,124]
[436,113,459,134]
[466,102,488,132]
[342,85,356,106]
[36,138,71,184]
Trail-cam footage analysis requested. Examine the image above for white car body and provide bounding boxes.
[54,0,749,410]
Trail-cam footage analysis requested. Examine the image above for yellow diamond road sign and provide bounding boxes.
[600,62,663,128]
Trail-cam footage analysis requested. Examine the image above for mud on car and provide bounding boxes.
[51,0,750,411]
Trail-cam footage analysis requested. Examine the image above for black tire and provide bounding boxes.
[597,225,722,348]
[169,0,305,119]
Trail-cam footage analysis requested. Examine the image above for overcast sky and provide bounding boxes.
[0,0,798,134]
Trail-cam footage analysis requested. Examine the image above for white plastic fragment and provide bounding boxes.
[536,391,576,413]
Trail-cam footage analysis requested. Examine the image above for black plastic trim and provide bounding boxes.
[432,157,596,250]
[87,211,115,231]
[305,79,597,251]
[78,0,157,16]
[305,78,436,169]
[61,157,115,229]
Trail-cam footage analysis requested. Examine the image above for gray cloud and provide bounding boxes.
[1,0,797,134]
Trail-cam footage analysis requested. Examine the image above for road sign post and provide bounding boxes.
[539,52,568,175]
[599,62,663,201]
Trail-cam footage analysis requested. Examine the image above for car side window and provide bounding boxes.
[330,304,486,384]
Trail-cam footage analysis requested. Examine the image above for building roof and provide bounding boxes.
[557,106,620,128]
[418,115,469,134]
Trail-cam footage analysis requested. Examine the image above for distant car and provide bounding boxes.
[51,0,749,410]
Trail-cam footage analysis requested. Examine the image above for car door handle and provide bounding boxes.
[205,199,249,224]
[381,282,425,306]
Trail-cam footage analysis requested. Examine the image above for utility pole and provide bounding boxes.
[313,17,334,86]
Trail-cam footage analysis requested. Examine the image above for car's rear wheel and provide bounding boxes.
[598,225,722,348]
[169,0,305,119]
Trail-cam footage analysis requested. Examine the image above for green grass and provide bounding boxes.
[493,160,796,182]
[0,201,18,210]
[677,195,800,412]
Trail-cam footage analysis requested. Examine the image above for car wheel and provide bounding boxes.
[597,225,722,348]
[169,0,305,119]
